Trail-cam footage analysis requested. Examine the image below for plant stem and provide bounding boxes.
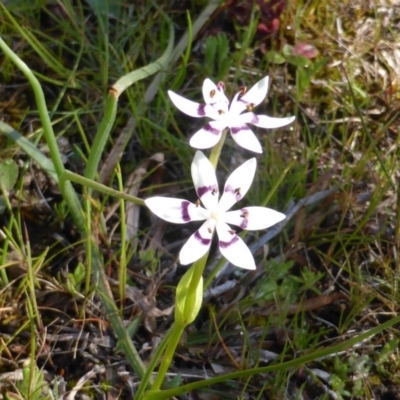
[151,322,184,391]
[63,170,145,205]
[149,253,208,393]
[134,326,175,400]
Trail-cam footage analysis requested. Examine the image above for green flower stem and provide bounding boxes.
[208,129,228,170]
[146,314,400,399]
[147,252,209,395]
[134,326,175,400]
[150,322,185,392]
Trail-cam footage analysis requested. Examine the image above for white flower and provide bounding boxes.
[168,76,295,153]
[145,151,285,269]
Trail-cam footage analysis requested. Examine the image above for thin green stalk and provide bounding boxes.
[63,170,145,205]
[0,194,15,286]
[0,38,65,175]
[150,322,185,391]
[134,327,175,399]
[25,296,36,399]
[91,246,148,378]
[145,314,400,399]
[84,91,117,181]
[116,165,127,303]
[84,192,93,295]
[24,232,42,329]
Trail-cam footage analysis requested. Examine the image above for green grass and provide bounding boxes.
[1,0,400,398]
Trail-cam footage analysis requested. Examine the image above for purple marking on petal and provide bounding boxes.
[197,185,218,199]
[205,122,221,135]
[194,230,211,246]
[217,81,225,91]
[181,201,191,222]
[251,114,259,124]
[230,125,249,135]
[239,208,249,229]
[198,104,206,116]
[224,185,242,202]
[219,234,239,249]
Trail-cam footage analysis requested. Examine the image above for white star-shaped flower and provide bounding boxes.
[168,76,295,153]
[145,151,286,269]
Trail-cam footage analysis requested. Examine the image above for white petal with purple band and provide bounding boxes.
[168,76,295,153]
[145,151,286,270]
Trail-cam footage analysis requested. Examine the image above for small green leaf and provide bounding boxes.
[72,262,86,285]
[282,44,293,57]
[175,265,203,326]
[0,121,58,181]
[0,159,18,192]
[265,50,286,64]
[287,55,310,68]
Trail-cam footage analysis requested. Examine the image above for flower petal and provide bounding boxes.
[223,207,286,230]
[231,76,270,115]
[218,157,257,212]
[240,76,270,107]
[202,78,229,106]
[241,113,295,129]
[145,197,207,223]
[189,120,226,150]
[168,90,217,119]
[216,222,256,270]
[179,220,214,265]
[191,151,219,211]
[229,124,262,153]
[227,92,244,116]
